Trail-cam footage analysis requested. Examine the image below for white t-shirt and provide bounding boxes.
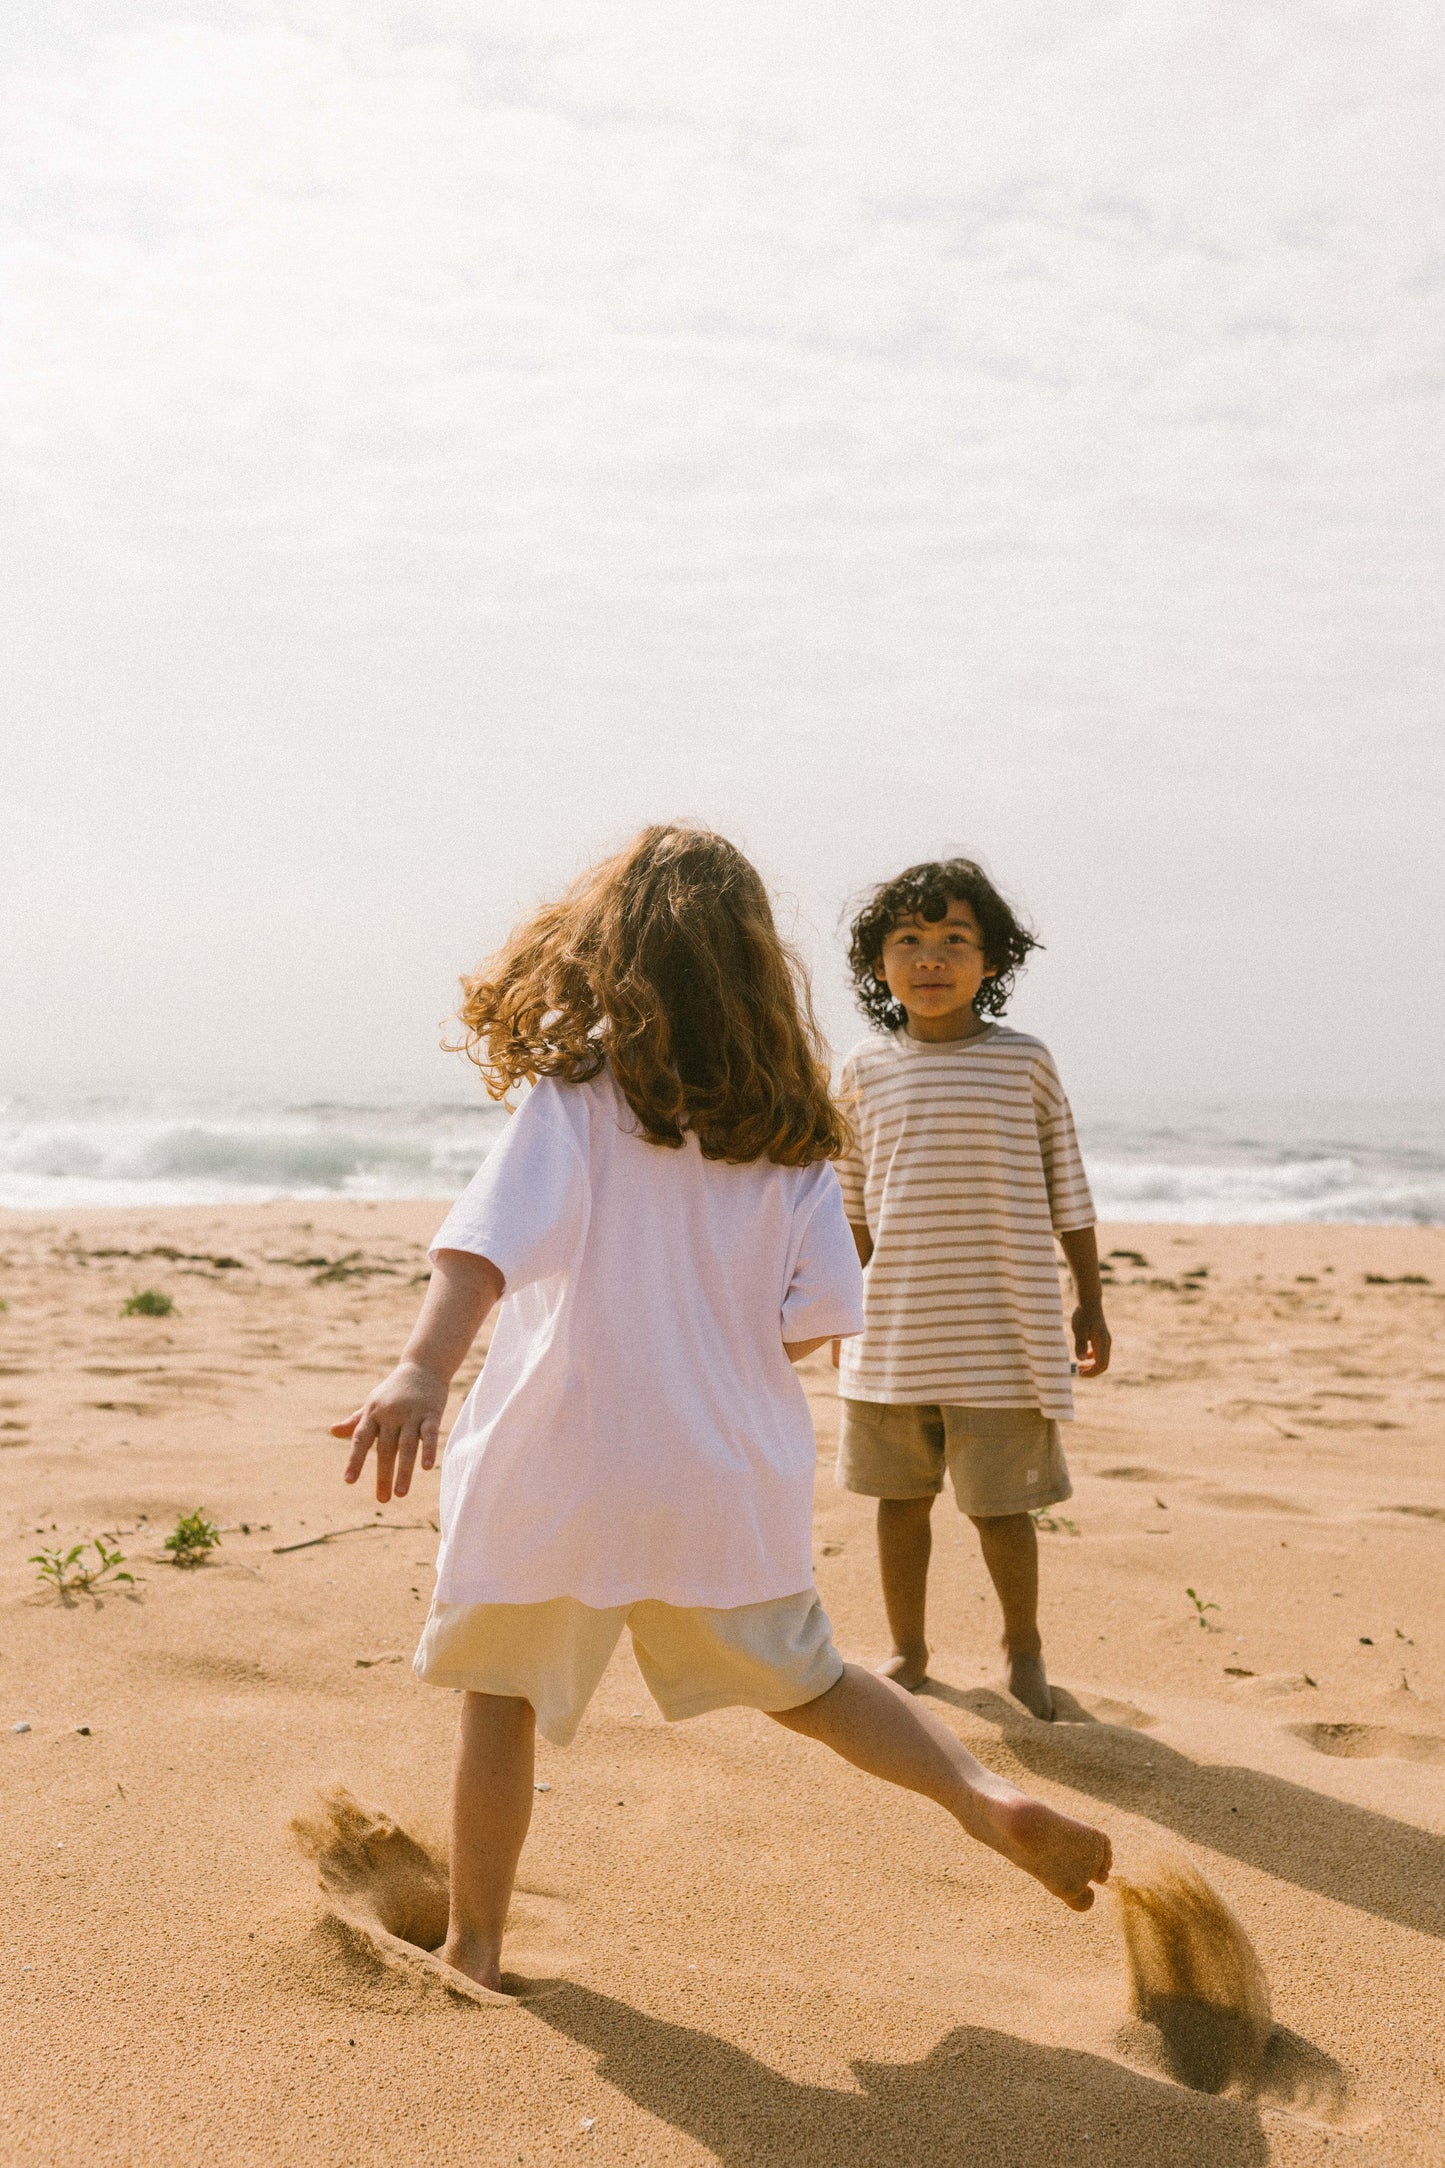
[429,1068,865,1609]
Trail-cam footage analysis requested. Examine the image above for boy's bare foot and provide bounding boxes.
[987,1794,1112,1912]
[1007,1650,1054,1721]
[878,1648,929,1691]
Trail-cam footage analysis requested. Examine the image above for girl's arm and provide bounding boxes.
[1057,1226,1111,1377]
[785,1334,832,1363]
[331,1249,504,1503]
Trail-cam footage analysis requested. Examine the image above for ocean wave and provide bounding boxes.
[0,1105,507,1210]
[0,1096,1439,1222]
[1087,1154,1445,1225]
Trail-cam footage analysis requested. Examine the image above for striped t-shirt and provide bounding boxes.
[835,1024,1095,1419]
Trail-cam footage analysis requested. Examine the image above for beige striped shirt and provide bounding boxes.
[835,1025,1095,1419]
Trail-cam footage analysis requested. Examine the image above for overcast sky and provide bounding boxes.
[3,2,1442,1108]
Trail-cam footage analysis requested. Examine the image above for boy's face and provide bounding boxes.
[876,897,994,1031]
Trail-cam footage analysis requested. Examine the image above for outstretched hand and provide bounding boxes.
[332,1360,449,1503]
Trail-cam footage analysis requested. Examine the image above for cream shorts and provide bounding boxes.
[413,1590,844,1747]
[838,1400,1071,1519]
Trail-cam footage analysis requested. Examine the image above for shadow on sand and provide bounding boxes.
[531,1981,1272,2166]
[921,1680,1445,1941]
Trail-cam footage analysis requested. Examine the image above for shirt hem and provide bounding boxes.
[432,1573,823,1611]
[838,1381,1074,1419]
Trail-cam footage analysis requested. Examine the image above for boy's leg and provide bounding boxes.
[440,1690,536,1992]
[770,1663,1109,1910]
[876,1495,935,1688]
[969,1511,1052,1721]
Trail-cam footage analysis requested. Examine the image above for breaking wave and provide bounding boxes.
[0,1093,1439,1222]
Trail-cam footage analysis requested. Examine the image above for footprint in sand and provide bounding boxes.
[1096,1466,1175,1484]
[1111,1853,1365,2130]
[1288,1721,1445,1766]
[1199,1489,1313,1516]
[1050,1689,1158,1731]
[290,1788,565,2004]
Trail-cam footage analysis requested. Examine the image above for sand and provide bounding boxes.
[2,1205,1444,2165]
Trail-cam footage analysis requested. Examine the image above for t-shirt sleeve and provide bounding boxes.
[428,1080,588,1293]
[1031,1049,1096,1234]
[834,1053,868,1226]
[781,1165,867,1341]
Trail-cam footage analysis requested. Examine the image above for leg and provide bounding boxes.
[876,1495,935,1688]
[771,1663,1109,1910]
[439,1691,536,1992]
[970,1511,1053,1720]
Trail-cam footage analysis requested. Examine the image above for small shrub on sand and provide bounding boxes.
[1186,1586,1220,1628]
[123,1289,174,1318]
[31,1538,134,1596]
[164,1511,222,1568]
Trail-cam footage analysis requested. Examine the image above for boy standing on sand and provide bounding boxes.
[836,859,1110,1721]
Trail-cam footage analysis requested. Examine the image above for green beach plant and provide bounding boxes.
[31,1538,134,1596]
[164,1511,222,1568]
[123,1289,174,1317]
[1186,1586,1220,1629]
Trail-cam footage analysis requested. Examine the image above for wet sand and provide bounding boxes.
[2,1206,1443,2164]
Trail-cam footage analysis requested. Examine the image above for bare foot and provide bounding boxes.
[1007,1650,1054,1722]
[438,1930,504,1995]
[878,1648,929,1692]
[986,1794,1112,1912]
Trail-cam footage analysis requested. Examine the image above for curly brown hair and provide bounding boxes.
[847,858,1040,1029]
[451,824,848,1165]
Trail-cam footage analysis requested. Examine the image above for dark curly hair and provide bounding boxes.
[846,858,1040,1030]
[450,824,848,1165]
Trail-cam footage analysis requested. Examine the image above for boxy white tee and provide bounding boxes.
[429,1069,865,1609]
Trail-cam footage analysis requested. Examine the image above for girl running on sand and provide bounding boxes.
[333,825,1110,1993]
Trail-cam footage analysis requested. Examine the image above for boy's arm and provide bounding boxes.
[332,1248,504,1503]
[1057,1226,1111,1377]
[830,1221,874,1366]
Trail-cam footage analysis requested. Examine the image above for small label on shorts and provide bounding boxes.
[1027,1468,1039,1484]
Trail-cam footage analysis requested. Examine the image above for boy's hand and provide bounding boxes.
[332,1361,449,1503]
[1072,1307,1112,1377]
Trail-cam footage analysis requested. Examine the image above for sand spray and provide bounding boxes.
[1108,1849,1359,2123]
[1110,1853,1272,2094]
[291,1786,514,2005]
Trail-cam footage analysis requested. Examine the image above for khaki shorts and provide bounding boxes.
[838,1400,1071,1519]
[414,1590,843,1747]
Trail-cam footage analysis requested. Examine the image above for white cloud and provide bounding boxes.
[1,3,1442,1101]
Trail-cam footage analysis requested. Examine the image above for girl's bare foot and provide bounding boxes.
[986,1793,1111,1911]
[878,1647,929,1691]
[438,1929,505,1995]
[1007,1649,1055,1721]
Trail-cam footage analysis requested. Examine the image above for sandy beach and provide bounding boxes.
[2,1204,1443,2166]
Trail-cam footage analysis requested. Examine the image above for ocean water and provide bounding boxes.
[1075,1098,1444,1225]
[0,1094,1440,1224]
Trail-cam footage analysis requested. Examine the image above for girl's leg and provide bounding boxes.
[968,1511,1053,1720]
[770,1663,1109,1910]
[876,1495,935,1689]
[439,1690,536,1992]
